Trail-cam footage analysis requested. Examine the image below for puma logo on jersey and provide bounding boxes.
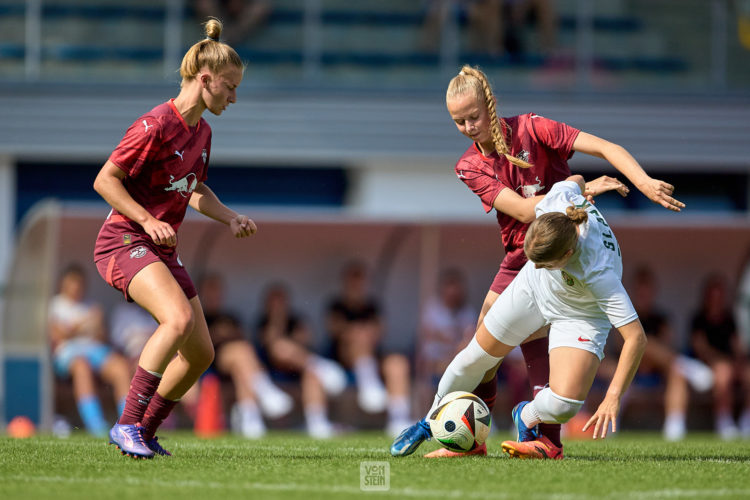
[174,150,185,161]
[530,114,542,119]
[142,120,153,132]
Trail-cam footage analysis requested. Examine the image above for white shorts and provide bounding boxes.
[483,264,610,360]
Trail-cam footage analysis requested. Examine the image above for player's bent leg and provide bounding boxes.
[390,419,432,457]
[129,262,197,374]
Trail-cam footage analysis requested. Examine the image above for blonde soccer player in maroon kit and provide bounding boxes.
[93,18,255,459]
[391,64,684,459]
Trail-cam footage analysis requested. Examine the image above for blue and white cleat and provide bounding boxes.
[109,423,154,459]
[512,401,539,442]
[145,435,172,457]
[390,419,432,457]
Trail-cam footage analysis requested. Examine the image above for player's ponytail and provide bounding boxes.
[446,65,532,168]
[565,205,589,225]
[179,18,244,86]
[524,208,585,264]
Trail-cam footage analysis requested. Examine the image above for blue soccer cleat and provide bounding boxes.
[512,401,539,442]
[109,423,154,459]
[390,419,432,457]
[145,435,172,457]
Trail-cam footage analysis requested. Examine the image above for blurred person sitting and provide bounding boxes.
[417,268,476,391]
[421,0,503,57]
[193,0,272,45]
[110,301,158,370]
[48,264,131,436]
[256,283,347,438]
[326,261,412,436]
[690,274,750,440]
[420,0,558,58]
[199,272,293,438]
[622,267,713,441]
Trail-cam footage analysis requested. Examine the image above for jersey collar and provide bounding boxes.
[168,99,201,133]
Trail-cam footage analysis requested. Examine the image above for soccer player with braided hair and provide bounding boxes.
[93,18,255,459]
[396,176,648,459]
[392,65,682,459]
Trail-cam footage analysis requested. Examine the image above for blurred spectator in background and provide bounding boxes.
[421,1,503,56]
[110,301,158,370]
[420,0,558,58]
[502,0,558,57]
[48,264,130,436]
[256,283,347,438]
[199,273,293,438]
[326,262,412,436]
[734,249,750,350]
[193,0,272,45]
[416,268,476,404]
[620,267,713,441]
[690,274,750,440]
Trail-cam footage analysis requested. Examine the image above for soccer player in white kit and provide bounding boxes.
[426,175,647,458]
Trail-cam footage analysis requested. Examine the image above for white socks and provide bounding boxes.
[354,357,387,413]
[309,356,347,396]
[251,372,293,419]
[522,388,584,426]
[436,337,503,401]
[232,400,266,439]
[305,403,334,439]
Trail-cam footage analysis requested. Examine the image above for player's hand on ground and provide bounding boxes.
[582,396,621,439]
[584,175,629,202]
[230,215,257,238]
[639,177,685,212]
[143,218,177,247]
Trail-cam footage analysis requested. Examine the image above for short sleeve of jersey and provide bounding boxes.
[534,180,582,217]
[588,271,638,328]
[529,115,580,159]
[109,117,163,178]
[456,160,510,213]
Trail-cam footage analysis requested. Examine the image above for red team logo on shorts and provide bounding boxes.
[129,246,148,259]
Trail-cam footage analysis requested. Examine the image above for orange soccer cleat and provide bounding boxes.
[501,435,563,460]
[424,442,487,458]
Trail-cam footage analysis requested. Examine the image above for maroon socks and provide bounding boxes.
[141,392,178,441]
[118,366,161,425]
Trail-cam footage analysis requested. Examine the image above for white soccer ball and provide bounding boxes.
[428,391,491,452]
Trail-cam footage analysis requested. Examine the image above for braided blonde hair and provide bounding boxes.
[524,206,587,263]
[179,18,244,87]
[446,65,532,168]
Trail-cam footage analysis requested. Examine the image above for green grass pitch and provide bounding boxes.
[2,430,750,499]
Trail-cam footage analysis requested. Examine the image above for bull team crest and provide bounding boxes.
[165,173,198,197]
[517,175,545,198]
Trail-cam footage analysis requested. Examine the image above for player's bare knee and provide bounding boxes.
[534,387,584,424]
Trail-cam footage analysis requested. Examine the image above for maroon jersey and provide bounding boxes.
[455,113,580,271]
[94,100,211,260]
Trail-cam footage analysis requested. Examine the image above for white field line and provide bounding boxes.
[2,474,750,499]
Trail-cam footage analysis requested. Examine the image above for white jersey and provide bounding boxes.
[527,180,637,328]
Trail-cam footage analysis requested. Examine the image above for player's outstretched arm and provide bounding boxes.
[583,318,647,439]
[94,161,177,246]
[189,183,257,238]
[572,132,685,212]
[492,188,545,223]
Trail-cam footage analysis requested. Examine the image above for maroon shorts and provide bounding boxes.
[95,241,197,302]
[489,262,521,294]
